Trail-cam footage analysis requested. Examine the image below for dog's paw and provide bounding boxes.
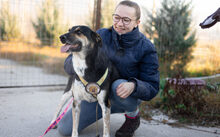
[103,134,110,137]
[71,132,79,137]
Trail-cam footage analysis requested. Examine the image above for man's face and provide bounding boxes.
[113,5,140,35]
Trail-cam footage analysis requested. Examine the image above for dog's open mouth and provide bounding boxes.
[61,44,79,53]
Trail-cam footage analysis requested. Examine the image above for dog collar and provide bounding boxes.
[77,68,109,98]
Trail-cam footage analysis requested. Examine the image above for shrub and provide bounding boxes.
[32,0,67,46]
[161,76,220,125]
[0,1,21,41]
[162,77,206,115]
[143,0,196,77]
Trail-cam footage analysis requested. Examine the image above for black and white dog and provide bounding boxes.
[51,25,119,137]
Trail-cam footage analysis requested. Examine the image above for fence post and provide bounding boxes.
[93,0,102,31]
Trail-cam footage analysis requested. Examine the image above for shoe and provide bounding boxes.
[200,8,220,29]
[115,114,140,137]
[200,14,217,29]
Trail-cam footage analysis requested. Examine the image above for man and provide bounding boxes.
[58,1,159,137]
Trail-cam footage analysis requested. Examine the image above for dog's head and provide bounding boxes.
[60,25,102,53]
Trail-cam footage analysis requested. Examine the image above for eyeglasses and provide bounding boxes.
[112,14,136,25]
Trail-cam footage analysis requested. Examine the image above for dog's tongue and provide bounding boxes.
[61,44,71,53]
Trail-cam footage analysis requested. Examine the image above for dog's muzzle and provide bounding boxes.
[60,34,82,53]
[60,35,67,44]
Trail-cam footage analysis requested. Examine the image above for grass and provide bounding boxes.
[186,40,220,76]
[0,41,66,58]
[0,41,68,75]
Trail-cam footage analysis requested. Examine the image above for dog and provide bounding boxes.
[50,25,119,137]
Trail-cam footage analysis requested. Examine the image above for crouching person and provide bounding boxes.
[58,1,160,137]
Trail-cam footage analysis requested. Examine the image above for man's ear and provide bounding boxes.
[91,31,102,46]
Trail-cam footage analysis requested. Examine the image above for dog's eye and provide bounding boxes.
[75,30,81,35]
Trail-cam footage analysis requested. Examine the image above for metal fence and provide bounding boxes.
[0,0,219,88]
[0,0,97,87]
[0,0,118,88]
[0,59,67,87]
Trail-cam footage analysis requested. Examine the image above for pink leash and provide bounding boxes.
[39,97,74,137]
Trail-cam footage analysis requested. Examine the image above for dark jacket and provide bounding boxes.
[64,27,160,101]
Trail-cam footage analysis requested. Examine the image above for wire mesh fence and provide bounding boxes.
[0,0,219,88]
[0,0,96,87]
[0,59,67,87]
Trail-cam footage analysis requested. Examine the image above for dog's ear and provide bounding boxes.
[91,31,102,46]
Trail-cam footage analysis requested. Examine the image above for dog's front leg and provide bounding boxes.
[72,100,81,137]
[50,91,72,125]
[99,100,111,137]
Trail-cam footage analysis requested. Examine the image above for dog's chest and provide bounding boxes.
[71,53,107,103]
[72,54,87,76]
[73,80,98,102]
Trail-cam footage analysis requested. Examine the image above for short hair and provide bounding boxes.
[116,0,141,20]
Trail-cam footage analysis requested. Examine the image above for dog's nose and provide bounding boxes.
[60,35,66,44]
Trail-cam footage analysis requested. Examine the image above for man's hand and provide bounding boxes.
[116,82,135,99]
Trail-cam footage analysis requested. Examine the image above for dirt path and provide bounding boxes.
[0,59,67,87]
